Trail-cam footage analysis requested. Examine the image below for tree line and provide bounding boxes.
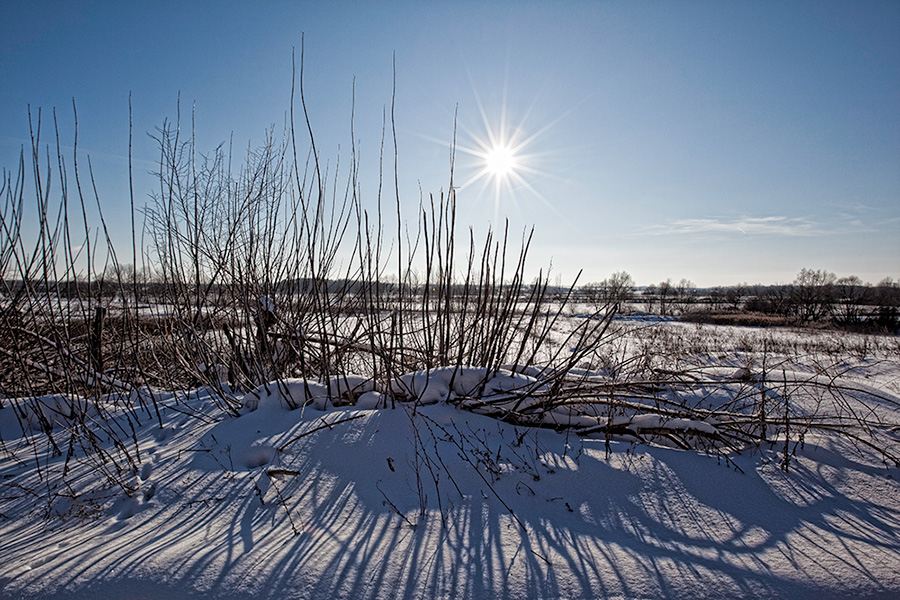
[580,269,900,332]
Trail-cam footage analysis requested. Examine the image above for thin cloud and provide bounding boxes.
[647,216,821,237]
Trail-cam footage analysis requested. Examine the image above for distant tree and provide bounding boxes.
[580,282,603,304]
[791,268,836,323]
[97,262,131,300]
[581,271,634,311]
[745,284,792,316]
[725,283,747,311]
[744,290,769,314]
[773,284,795,317]
[673,278,696,314]
[643,284,658,314]
[657,279,674,316]
[707,287,725,311]
[874,277,900,332]
[833,275,869,326]
[604,271,634,309]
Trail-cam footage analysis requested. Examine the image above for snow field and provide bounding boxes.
[1,323,899,599]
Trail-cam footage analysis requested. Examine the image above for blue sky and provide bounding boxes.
[2,0,898,286]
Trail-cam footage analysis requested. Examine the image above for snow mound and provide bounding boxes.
[392,366,488,403]
[240,379,333,412]
[1,394,97,431]
[237,367,547,414]
[355,390,389,409]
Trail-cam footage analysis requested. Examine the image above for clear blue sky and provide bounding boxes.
[2,0,898,287]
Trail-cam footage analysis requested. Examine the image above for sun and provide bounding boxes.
[457,125,537,224]
[416,74,572,225]
[484,144,518,179]
[450,93,561,224]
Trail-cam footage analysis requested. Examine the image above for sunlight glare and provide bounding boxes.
[484,144,517,178]
[426,71,578,226]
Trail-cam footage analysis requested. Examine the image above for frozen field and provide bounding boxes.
[2,320,898,600]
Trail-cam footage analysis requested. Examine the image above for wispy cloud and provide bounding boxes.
[646,216,821,237]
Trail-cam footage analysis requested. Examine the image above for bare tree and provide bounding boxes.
[791,268,836,323]
[605,271,634,309]
[874,277,900,332]
[725,283,747,311]
[643,284,657,314]
[833,275,869,326]
[673,278,696,315]
[657,279,673,316]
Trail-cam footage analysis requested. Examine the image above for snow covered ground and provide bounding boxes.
[1,324,899,600]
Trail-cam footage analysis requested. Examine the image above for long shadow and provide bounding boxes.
[2,401,899,600]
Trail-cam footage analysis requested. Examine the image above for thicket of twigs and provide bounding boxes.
[2,56,899,504]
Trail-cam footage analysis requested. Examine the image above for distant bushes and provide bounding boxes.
[679,311,794,328]
[580,270,900,333]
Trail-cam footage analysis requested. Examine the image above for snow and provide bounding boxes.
[1,328,900,599]
[259,295,276,314]
[241,379,335,412]
[10,393,96,430]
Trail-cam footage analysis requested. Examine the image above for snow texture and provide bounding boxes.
[1,342,899,600]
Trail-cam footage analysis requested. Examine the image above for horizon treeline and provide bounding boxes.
[579,268,900,332]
